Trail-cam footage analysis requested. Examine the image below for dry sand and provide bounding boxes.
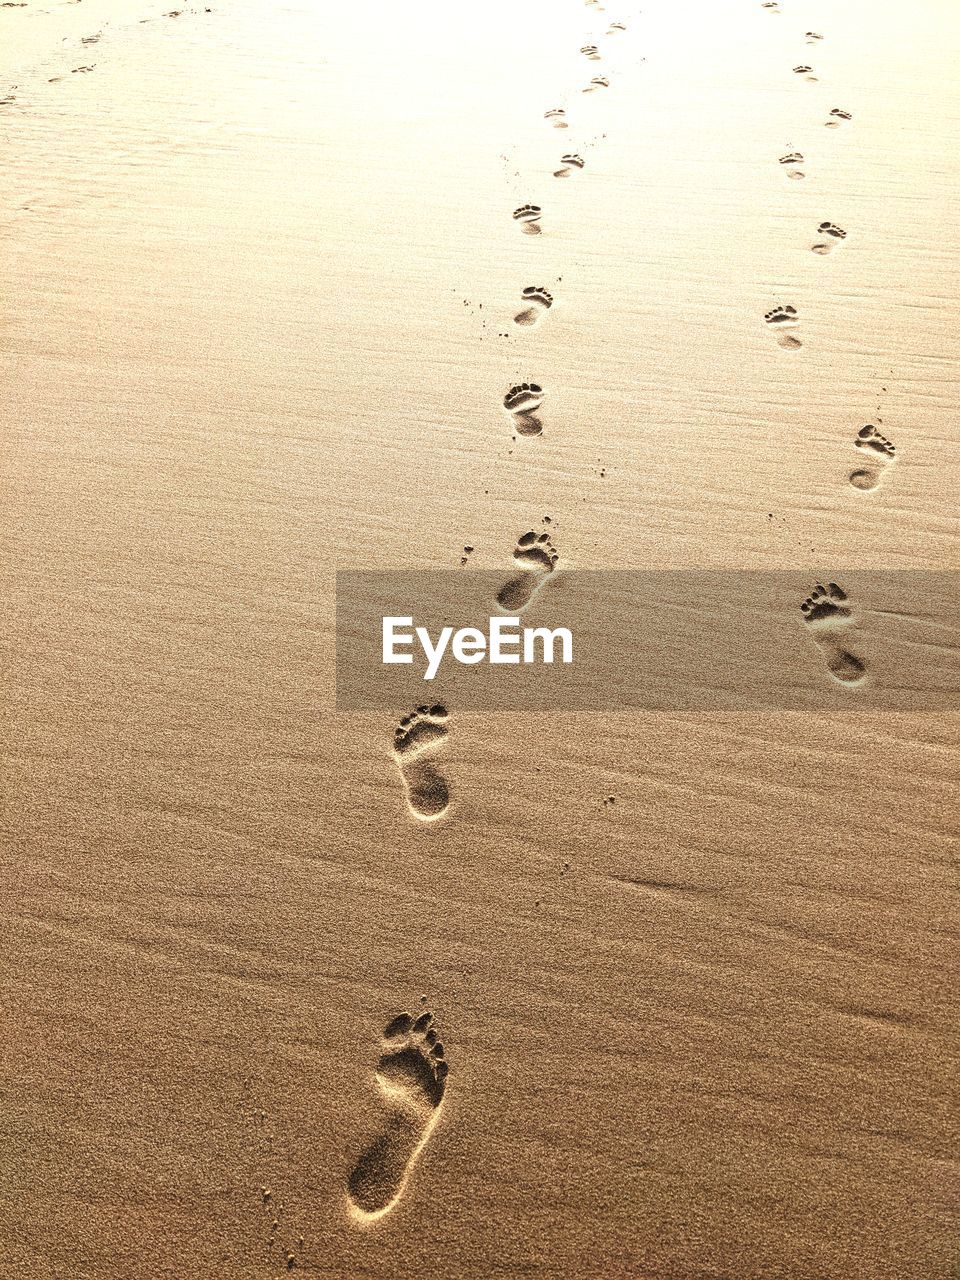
[2,0,958,1276]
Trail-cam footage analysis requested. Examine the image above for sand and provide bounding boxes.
[2,0,958,1276]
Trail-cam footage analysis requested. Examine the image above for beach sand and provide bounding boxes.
[2,0,958,1276]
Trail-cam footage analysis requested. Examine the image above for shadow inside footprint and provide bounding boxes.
[823,647,867,683]
[764,305,802,348]
[801,581,851,625]
[514,286,553,326]
[512,204,542,235]
[347,1011,449,1222]
[779,152,805,179]
[393,706,450,820]
[850,424,896,490]
[496,531,559,613]
[800,583,867,686]
[503,383,545,436]
[812,222,847,254]
[554,153,585,178]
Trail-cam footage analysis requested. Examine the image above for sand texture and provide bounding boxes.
[2,0,959,1276]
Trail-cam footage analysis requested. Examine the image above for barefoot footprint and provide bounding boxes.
[503,383,545,436]
[805,31,824,43]
[393,705,451,820]
[779,151,805,180]
[544,108,568,129]
[581,44,601,60]
[583,75,610,92]
[801,582,852,625]
[825,108,852,128]
[346,1011,449,1222]
[849,424,896,491]
[812,222,847,254]
[554,153,585,178]
[513,204,542,235]
[764,305,802,349]
[496,530,559,613]
[514,286,553,326]
[800,583,867,685]
[793,64,818,82]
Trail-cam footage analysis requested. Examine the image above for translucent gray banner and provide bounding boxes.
[335,570,959,711]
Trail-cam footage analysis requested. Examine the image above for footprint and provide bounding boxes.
[81,33,101,44]
[764,305,802,349]
[825,108,852,127]
[346,1011,449,1222]
[583,75,610,92]
[761,1,780,10]
[496,530,559,613]
[801,582,852,625]
[607,21,626,33]
[800,583,866,685]
[805,30,824,43]
[779,151,805,179]
[793,64,818,82]
[554,153,585,178]
[581,44,601,60]
[811,221,847,254]
[544,108,568,129]
[514,286,553,327]
[71,64,96,73]
[503,383,545,436]
[849,424,896,491]
[393,706,450,821]
[513,204,542,235]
